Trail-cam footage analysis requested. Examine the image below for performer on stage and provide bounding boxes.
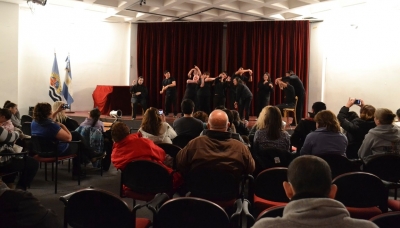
[235,67,253,84]
[160,70,177,118]
[275,80,296,116]
[275,70,305,124]
[233,77,253,121]
[183,66,201,107]
[257,72,274,117]
[213,71,229,109]
[130,76,148,120]
[197,72,218,115]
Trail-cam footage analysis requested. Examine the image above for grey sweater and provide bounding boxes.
[358,124,400,163]
[252,198,377,228]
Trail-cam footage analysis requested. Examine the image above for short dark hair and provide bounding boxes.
[0,108,12,120]
[4,102,17,109]
[163,70,169,75]
[138,76,144,80]
[181,99,195,115]
[375,108,396,125]
[288,155,332,197]
[33,102,52,122]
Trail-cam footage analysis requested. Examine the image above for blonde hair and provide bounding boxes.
[52,101,67,123]
[255,106,272,130]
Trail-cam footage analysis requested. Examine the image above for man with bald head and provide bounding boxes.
[176,110,255,178]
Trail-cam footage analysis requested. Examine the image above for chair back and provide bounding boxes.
[370,211,400,228]
[257,205,285,221]
[257,148,293,170]
[122,160,173,195]
[30,135,58,157]
[317,154,358,179]
[156,143,181,159]
[333,172,388,211]
[155,197,230,228]
[20,115,33,125]
[60,188,134,228]
[172,134,195,148]
[364,154,400,182]
[254,167,289,203]
[187,168,240,202]
[21,122,31,135]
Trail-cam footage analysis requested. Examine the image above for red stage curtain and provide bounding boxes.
[137,22,224,111]
[226,21,310,117]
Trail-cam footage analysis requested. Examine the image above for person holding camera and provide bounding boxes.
[130,76,148,120]
[52,101,78,132]
[138,107,177,144]
[337,98,376,159]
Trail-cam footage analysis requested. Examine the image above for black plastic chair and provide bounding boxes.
[31,136,81,194]
[20,115,33,125]
[172,134,195,148]
[21,122,32,136]
[256,205,285,220]
[156,143,181,169]
[254,147,293,171]
[155,197,232,228]
[59,187,162,228]
[333,172,388,219]
[0,151,28,190]
[253,168,289,215]
[186,167,241,208]
[317,154,359,179]
[370,211,400,228]
[363,154,400,199]
[120,160,174,205]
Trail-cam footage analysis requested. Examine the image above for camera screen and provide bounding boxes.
[158,110,163,115]
[354,99,361,105]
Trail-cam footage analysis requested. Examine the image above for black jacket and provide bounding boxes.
[290,118,316,152]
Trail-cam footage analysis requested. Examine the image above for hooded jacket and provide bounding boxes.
[358,124,400,163]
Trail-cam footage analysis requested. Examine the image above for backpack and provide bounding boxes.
[76,126,104,153]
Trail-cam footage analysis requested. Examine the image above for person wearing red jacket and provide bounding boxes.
[111,122,182,190]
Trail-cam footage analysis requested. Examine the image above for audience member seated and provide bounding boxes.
[0,126,38,190]
[300,110,347,156]
[0,180,61,228]
[254,106,290,153]
[31,102,103,177]
[138,107,177,144]
[193,110,208,129]
[111,122,182,190]
[231,110,250,136]
[52,101,79,132]
[395,108,400,127]
[3,100,21,129]
[176,110,255,179]
[275,81,296,115]
[359,108,400,163]
[79,108,104,131]
[0,108,14,131]
[291,102,326,153]
[173,99,204,137]
[337,98,376,159]
[252,155,378,228]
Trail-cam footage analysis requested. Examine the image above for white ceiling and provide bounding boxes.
[5,0,369,23]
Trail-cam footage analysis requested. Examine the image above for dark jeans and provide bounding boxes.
[213,95,226,109]
[296,93,305,124]
[239,96,252,121]
[257,95,270,117]
[165,93,177,116]
[131,98,147,118]
[1,156,39,189]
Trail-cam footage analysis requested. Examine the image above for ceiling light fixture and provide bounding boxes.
[27,0,47,6]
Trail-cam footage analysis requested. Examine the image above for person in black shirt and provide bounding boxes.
[275,80,296,115]
[160,70,177,117]
[130,76,148,120]
[257,72,274,117]
[275,70,305,124]
[184,66,201,106]
[235,67,253,84]
[233,77,253,121]
[197,71,217,114]
[213,71,228,109]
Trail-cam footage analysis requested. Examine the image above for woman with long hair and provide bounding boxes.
[4,101,21,128]
[52,101,79,131]
[139,107,177,144]
[301,110,347,156]
[257,72,274,117]
[253,106,290,152]
[79,108,104,131]
[337,99,376,158]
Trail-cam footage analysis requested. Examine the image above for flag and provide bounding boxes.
[62,55,74,105]
[49,54,62,102]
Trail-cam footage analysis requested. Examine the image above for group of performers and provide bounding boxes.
[130,66,305,122]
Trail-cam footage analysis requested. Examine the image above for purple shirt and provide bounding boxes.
[300,127,348,156]
[79,118,104,131]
